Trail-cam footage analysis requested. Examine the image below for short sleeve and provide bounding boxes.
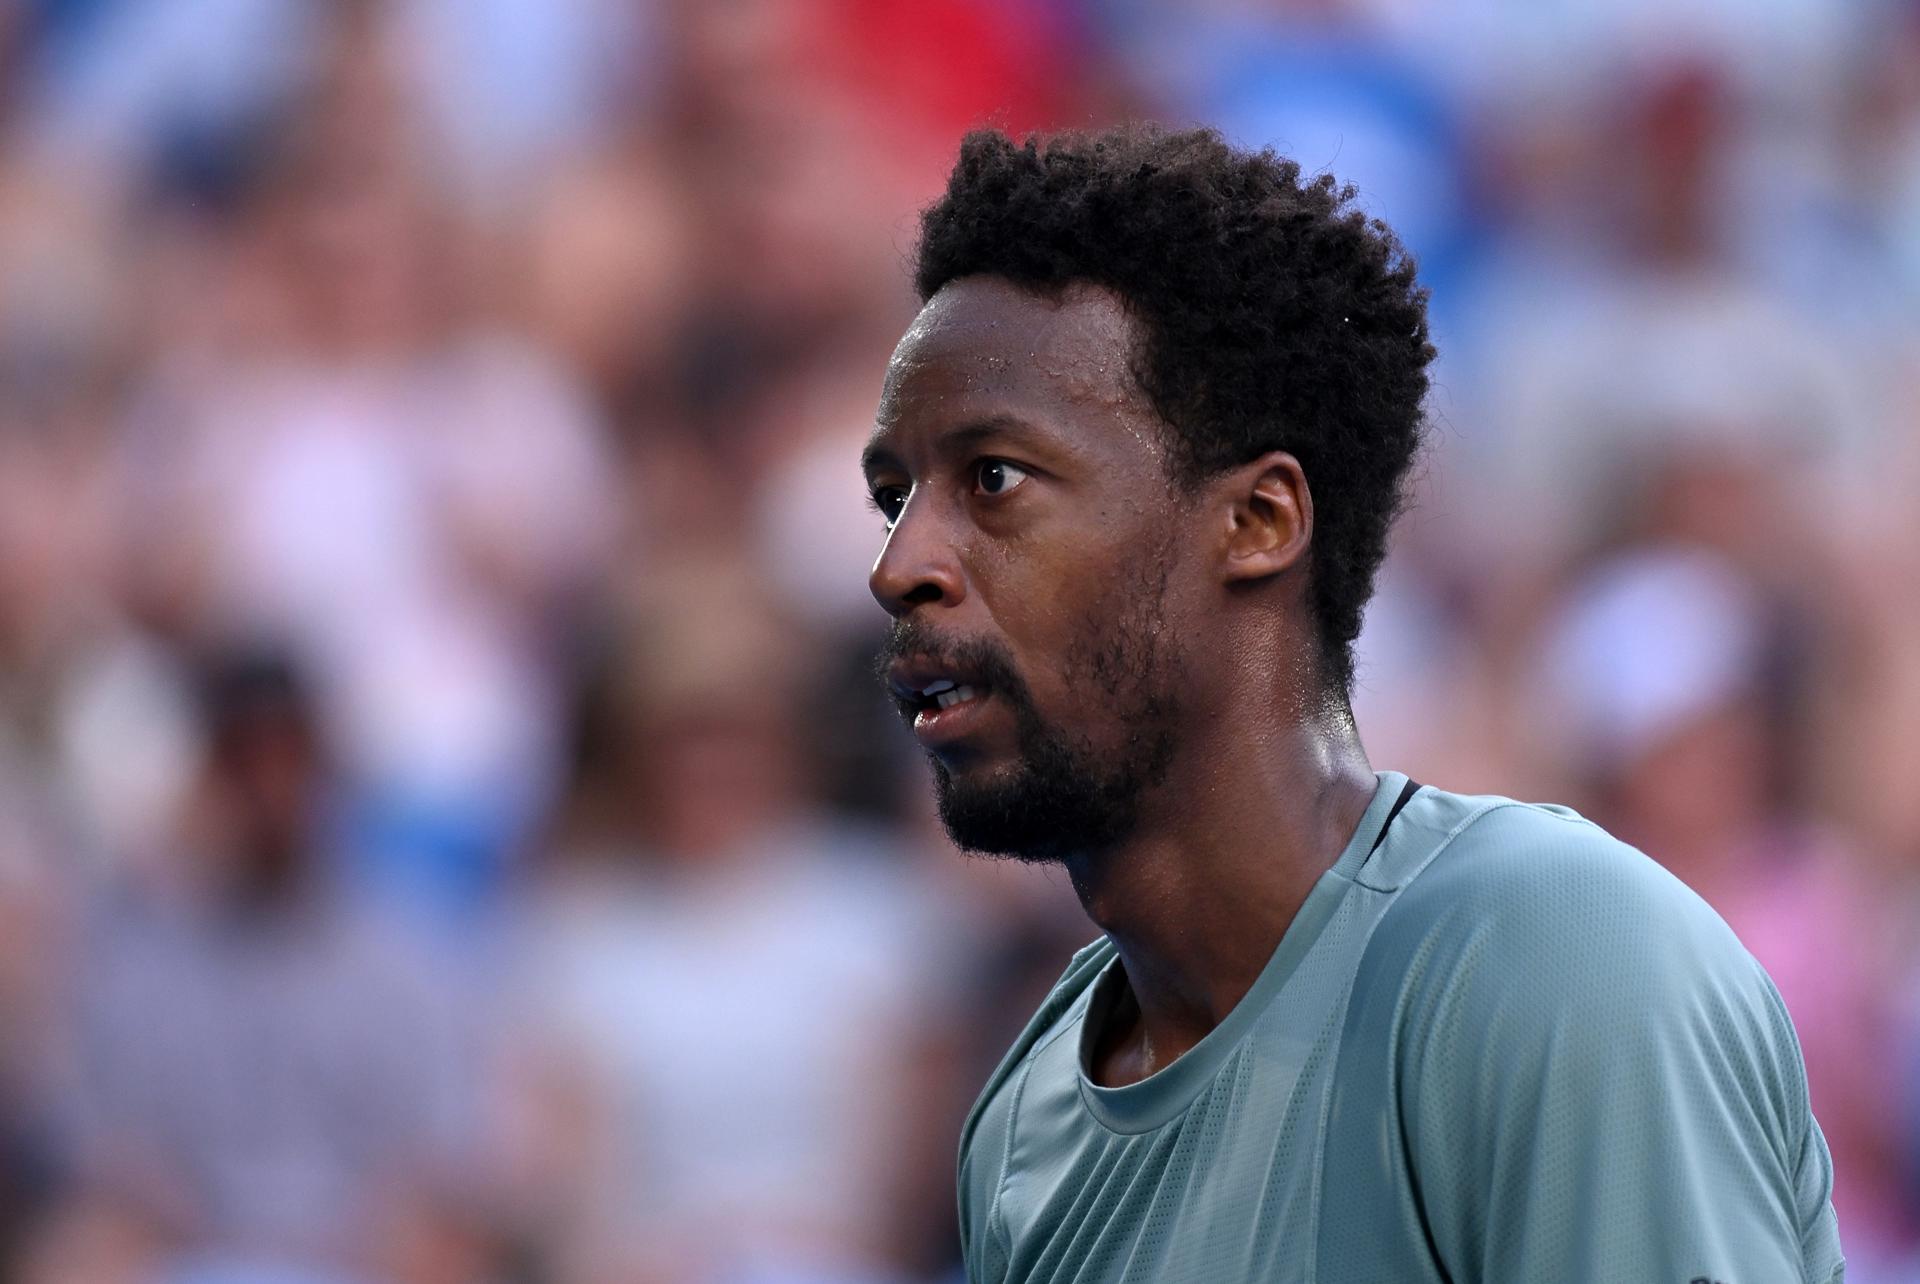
[1388,811,1845,1282]
[954,937,1113,1284]
[957,1068,1016,1284]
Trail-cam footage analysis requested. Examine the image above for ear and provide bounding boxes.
[1219,451,1312,585]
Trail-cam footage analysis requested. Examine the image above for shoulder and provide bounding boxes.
[1352,788,1808,1128]
[956,935,1114,1270]
[1363,790,1754,999]
[960,934,1114,1157]
[1333,790,1840,1282]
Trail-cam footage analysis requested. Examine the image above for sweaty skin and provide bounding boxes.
[863,276,1377,1086]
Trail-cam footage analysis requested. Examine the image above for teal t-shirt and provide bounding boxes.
[957,773,1846,1282]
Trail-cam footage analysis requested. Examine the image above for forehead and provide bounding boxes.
[874,276,1158,449]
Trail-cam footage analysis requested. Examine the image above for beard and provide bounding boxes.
[874,559,1182,865]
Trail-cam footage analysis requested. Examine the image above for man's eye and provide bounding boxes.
[974,459,1032,497]
[869,486,909,527]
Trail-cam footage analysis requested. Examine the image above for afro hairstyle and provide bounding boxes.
[912,124,1434,694]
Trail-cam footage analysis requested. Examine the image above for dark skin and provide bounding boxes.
[863,276,1376,1087]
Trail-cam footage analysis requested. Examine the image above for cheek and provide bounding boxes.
[971,540,1102,660]
[1072,550,1184,689]
[968,507,1186,694]
[1038,585,1179,722]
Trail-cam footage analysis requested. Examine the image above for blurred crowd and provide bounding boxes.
[1,0,1918,1280]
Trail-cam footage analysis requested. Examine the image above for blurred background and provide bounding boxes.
[0,0,1918,1280]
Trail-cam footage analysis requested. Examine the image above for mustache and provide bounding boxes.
[871,617,1033,713]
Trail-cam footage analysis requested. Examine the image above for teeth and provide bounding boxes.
[920,679,956,697]
[934,684,980,710]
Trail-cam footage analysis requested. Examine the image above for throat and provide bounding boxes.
[1085,967,1160,1088]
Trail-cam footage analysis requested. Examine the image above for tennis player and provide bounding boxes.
[862,125,1845,1282]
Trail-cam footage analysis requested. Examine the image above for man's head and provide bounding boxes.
[865,125,1433,863]
[193,648,326,907]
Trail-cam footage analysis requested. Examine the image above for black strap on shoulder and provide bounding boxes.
[1369,778,1423,855]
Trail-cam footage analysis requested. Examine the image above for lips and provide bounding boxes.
[887,655,983,709]
[909,683,994,747]
[886,656,998,748]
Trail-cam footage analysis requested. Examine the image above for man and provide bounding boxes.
[52,650,486,1278]
[861,126,1844,1282]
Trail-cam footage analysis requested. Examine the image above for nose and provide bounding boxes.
[869,496,966,618]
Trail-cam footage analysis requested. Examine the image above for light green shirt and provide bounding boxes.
[958,773,1845,1282]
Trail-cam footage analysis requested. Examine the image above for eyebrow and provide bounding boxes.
[859,434,897,481]
[861,414,1052,480]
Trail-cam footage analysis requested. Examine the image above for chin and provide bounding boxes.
[931,755,1128,865]
[932,761,1048,861]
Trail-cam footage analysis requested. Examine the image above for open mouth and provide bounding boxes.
[903,677,996,747]
[914,678,987,712]
[887,658,995,725]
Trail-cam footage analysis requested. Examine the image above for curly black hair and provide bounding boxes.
[913,125,1434,694]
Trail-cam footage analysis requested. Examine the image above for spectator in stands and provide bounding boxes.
[38,648,493,1283]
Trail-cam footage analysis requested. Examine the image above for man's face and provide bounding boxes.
[864,277,1197,863]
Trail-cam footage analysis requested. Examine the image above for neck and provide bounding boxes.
[1066,693,1375,1084]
